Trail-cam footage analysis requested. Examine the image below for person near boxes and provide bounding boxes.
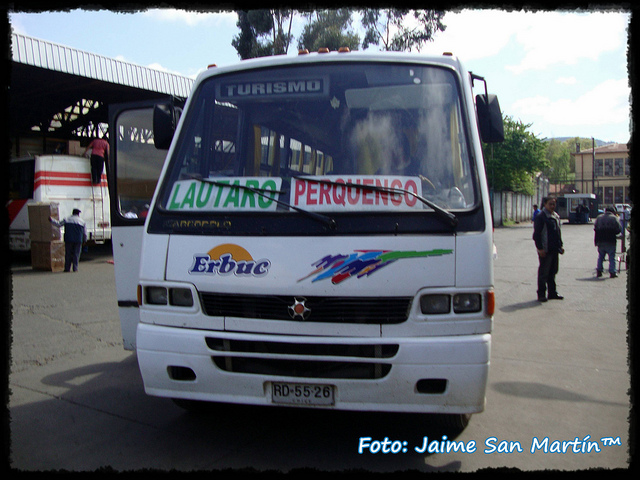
[49,209,87,272]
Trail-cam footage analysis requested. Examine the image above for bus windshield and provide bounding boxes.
[156,62,477,233]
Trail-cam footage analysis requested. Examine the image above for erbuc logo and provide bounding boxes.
[189,244,271,277]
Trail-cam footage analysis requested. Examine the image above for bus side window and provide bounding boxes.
[115,108,166,219]
[251,123,334,178]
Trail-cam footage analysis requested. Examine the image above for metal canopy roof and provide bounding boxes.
[9,33,195,140]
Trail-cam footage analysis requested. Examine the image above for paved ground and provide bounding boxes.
[6,222,634,472]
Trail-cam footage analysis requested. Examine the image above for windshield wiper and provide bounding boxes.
[188,174,337,230]
[292,175,458,229]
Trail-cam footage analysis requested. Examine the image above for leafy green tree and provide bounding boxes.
[544,138,572,184]
[233,9,446,59]
[484,116,548,195]
[563,136,596,173]
[232,10,295,59]
[566,136,596,153]
[298,9,360,52]
[360,9,446,51]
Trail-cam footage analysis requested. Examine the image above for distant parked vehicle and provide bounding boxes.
[7,154,111,251]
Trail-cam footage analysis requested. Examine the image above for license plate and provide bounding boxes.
[271,382,335,406]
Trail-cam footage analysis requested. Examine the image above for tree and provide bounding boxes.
[233,9,446,59]
[360,9,446,51]
[564,136,596,173]
[484,116,548,195]
[298,9,360,52]
[544,138,572,184]
[567,136,597,153]
[232,10,295,59]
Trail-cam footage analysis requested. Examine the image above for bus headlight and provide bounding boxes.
[146,286,168,305]
[453,293,482,313]
[170,288,194,307]
[144,286,194,307]
[420,294,451,314]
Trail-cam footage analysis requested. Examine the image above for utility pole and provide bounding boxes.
[591,137,596,195]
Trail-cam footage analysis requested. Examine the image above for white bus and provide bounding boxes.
[109,51,503,429]
[8,154,110,251]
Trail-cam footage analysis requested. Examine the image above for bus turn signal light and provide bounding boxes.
[486,290,495,316]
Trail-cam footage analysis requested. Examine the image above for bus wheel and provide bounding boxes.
[171,398,216,413]
[432,413,471,432]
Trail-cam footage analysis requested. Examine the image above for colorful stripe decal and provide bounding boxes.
[8,171,108,225]
[299,248,454,285]
[34,171,107,189]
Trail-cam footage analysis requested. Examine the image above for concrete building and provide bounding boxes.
[572,142,631,208]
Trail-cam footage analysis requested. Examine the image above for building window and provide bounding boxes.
[604,158,613,176]
[595,159,604,177]
[615,186,624,204]
[604,186,614,204]
[615,158,624,176]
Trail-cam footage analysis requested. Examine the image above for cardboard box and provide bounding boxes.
[28,203,61,242]
[68,140,83,156]
[31,240,65,272]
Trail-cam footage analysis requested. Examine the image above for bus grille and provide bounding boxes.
[199,293,411,324]
[206,338,397,379]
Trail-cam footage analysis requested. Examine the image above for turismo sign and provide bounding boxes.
[291,176,424,212]
[217,76,329,101]
[167,177,282,211]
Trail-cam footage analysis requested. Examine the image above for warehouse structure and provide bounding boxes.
[8,32,194,157]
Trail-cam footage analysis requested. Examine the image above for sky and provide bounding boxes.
[8,7,632,144]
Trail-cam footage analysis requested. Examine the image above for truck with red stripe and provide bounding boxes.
[8,154,111,251]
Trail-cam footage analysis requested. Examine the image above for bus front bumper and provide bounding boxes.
[136,322,490,414]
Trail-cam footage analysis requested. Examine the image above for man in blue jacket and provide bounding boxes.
[50,208,87,272]
[533,197,565,302]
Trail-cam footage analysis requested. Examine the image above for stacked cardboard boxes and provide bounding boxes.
[29,203,64,272]
[68,140,83,156]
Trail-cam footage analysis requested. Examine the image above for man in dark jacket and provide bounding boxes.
[533,197,565,302]
[50,208,87,272]
[594,207,622,278]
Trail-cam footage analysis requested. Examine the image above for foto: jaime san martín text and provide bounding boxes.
[358,435,620,455]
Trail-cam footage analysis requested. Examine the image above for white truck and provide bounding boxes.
[109,50,503,429]
[8,154,111,251]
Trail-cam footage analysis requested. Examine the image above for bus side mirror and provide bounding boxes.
[476,94,504,143]
[153,103,182,150]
